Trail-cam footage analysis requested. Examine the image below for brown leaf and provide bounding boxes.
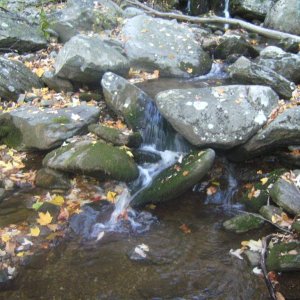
[179,224,191,234]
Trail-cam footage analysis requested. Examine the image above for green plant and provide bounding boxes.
[39,6,51,39]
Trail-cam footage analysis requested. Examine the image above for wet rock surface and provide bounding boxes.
[223,213,264,233]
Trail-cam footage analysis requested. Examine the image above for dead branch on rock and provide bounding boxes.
[126,0,300,43]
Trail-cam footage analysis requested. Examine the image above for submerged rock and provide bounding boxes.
[256,46,300,84]
[259,205,283,221]
[88,124,142,148]
[35,168,71,190]
[269,178,300,215]
[1,104,100,150]
[0,11,46,53]
[264,0,300,35]
[121,15,212,77]
[0,57,43,101]
[54,35,129,85]
[228,56,295,99]
[155,85,278,149]
[131,149,215,207]
[43,140,139,182]
[229,107,300,161]
[49,0,123,42]
[223,213,264,233]
[267,241,300,271]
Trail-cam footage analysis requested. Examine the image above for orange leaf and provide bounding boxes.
[179,224,191,234]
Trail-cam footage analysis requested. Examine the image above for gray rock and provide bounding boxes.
[223,213,264,233]
[0,11,46,53]
[131,149,215,207]
[0,57,43,101]
[256,46,300,83]
[230,0,276,20]
[123,7,145,18]
[228,56,295,99]
[42,70,74,92]
[266,241,300,271]
[155,85,279,149]
[244,250,261,266]
[35,168,71,190]
[121,15,212,77]
[3,104,100,150]
[88,124,142,147]
[269,178,300,215]
[264,0,300,35]
[54,34,129,85]
[214,35,259,59]
[259,205,283,221]
[0,188,6,204]
[43,140,139,182]
[49,0,123,43]
[229,107,300,161]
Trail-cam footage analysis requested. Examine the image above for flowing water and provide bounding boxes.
[224,0,230,30]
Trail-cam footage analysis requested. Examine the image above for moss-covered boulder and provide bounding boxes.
[43,140,139,182]
[267,242,300,271]
[269,178,300,215]
[292,219,300,234]
[130,149,215,207]
[239,169,285,212]
[88,124,142,148]
[259,205,283,221]
[35,168,71,190]
[223,213,264,233]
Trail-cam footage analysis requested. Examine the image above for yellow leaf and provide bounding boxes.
[126,150,134,157]
[182,171,189,176]
[35,68,45,77]
[37,211,53,226]
[17,251,25,257]
[187,68,193,74]
[49,195,64,206]
[260,177,268,185]
[1,233,11,243]
[106,191,117,202]
[47,224,58,231]
[30,226,40,237]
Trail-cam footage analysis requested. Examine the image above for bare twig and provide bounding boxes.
[125,0,300,42]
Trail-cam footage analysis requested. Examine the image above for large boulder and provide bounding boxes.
[269,178,300,215]
[229,107,300,161]
[256,46,300,84]
[0,57,43,101]
[155,85,279,149]
[223,213,264,233]
[0,104,100,150]
[121,15,212,77]
[228,56,295,99]
[264,0,300,36]
[130,149,215,207]
[230,0,276,21]
[49,0,123,43]
[54,35,130,85]
[43,140,139,182]
[0,11,46,53]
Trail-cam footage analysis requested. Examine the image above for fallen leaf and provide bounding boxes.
[179,224,191,234]
[1,233,11,243]
[30,226,40,237]
[58,207,69,221]
[5,240,16,254]
[260,177,268,185]
[17,251,25,257]
[35,67,45,77]
[49,195,64,206]
[252,267,263,276]
[37,211,53,226]
[182,171,189,176]
[32,201,43,211]
[106,191,117,202]
[229,248,244,260]
[206,186,217,195]
[47,224,59,231]
[187,68,193,74]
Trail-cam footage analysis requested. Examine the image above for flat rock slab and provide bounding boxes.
[54,34,129,85]
[0,57,43,101]
[155,85,279,149]
[122,15,212,77]
[0,11,46,53]
[43,140,139,182]
[6,104,100,150]
[131,148,215,207]
[229,106,300,161]
[228,56,295,99]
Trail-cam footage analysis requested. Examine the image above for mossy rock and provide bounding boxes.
[88,124,142,148]
[130,148,215,207]
[239,169,286,212]
[43,140,139,182]
[292,220,300,233]
[223,213,264,234]
[0,114,22,149]
[259,205,283,221]
[35,168,71,190]
[266,242,300,271]
[132,149,161,164]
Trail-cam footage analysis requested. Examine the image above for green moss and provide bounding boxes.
[292,220,300,234]
[223,214,264,233]
[52,116,70,124]
[131,149,215,207]
[266,242,300,271]
[0,121,22,148]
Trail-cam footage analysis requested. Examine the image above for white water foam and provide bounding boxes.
[224,0,230,30]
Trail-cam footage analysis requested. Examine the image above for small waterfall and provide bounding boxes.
[224,0,230,29]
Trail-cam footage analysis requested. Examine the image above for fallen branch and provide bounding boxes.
[126,0,300,42]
